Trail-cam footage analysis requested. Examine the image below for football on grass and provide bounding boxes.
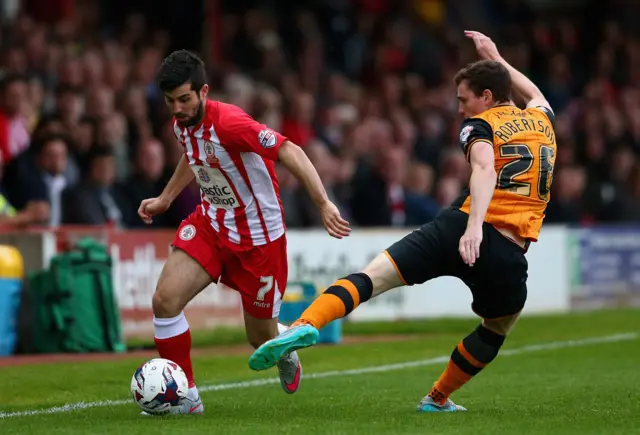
[130,358,189,415]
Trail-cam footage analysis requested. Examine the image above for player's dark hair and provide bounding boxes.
[454,60,512,103]
[156,50,206,93]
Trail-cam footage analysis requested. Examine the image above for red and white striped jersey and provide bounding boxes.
[173,100,287,248]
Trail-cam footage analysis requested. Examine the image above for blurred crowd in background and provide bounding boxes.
[0,0,639,231]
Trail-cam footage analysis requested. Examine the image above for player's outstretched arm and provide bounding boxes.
[214,102,349,238]
[138,155,194,224]
[464,30,551,110]
[277,141,351,239]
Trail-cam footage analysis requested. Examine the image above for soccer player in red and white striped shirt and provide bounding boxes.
[137,50,350,415]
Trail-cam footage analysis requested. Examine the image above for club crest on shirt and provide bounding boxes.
[204,141,219,165]
[197,168,210,184]
[179,224,196,241]
[258,129,277,149]
[460,125,474,144]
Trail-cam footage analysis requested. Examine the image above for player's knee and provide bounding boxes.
[152,287,185,318]
[362,252,404,298]
[483,312,521,336]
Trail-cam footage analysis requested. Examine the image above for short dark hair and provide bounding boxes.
[156,50,206,93]
[33,133,72,155]
[76,145,113,179]
[454,60,512,103]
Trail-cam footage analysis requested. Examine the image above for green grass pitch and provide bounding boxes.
[1,309,639,434]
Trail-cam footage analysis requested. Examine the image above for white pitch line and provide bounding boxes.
[0,332,637,419]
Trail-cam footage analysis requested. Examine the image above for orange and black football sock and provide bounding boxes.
[292,273,373,330]
[429,324,506,404]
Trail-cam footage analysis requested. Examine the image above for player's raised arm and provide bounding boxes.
[464,30,551,110]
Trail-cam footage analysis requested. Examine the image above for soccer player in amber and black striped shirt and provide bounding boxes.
[248,31,557,413]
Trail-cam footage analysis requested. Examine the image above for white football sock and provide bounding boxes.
[153,312,189,339]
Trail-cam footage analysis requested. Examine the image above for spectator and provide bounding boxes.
[591,145,636,221]
[350,146,408,227]
[4,133,74,226]
[117,137,170,228]
[545,166,587,223]
[435,177,463,209]
[601,161,640,223]
[281,91,315,147]
[404,162,440,226]
[61,146,123,226]
[96,112,130,182]
[54,84,83,130]
[0,74,30,164]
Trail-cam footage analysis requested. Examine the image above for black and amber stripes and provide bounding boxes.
[429,324,507,404]
[451,325,506,376]
[323,273,374,316]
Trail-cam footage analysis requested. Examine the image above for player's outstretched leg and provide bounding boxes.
[249,253,403,371]
[248,272,374,371]
[417,314,520,412]
[151,249,213,415]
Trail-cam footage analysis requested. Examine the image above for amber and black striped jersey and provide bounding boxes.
[454,104,557,242]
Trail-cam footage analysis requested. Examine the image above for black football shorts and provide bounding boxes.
[385,208,528,319]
